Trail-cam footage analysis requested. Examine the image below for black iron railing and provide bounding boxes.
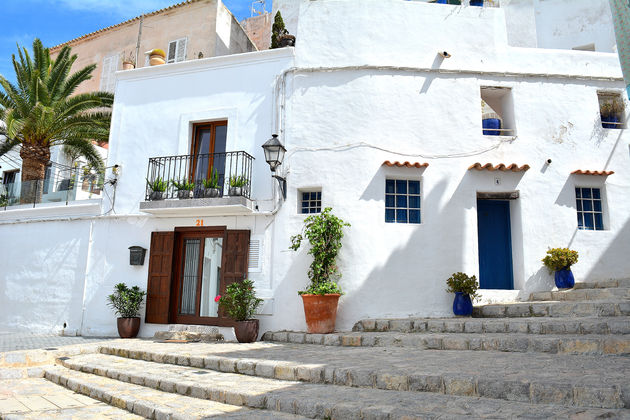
[145,151,254,200]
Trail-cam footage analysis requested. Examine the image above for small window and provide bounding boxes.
[2,169,18,185]
[167,38,188,63]
[100,54,119,92]
[576,187,604,231]
[300,190,321,214]
[481,87,516,136]
[598,92,625,129]
[385,179,421,224]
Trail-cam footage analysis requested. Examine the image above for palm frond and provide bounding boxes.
[60,137,104,171]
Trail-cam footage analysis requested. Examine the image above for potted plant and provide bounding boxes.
[146,177,167,200]
[228,175,247,196]
[446,272,479,316]
[290,207,350,333]
[121,51,135,70]
[202,168,221,198]
[542,248,578,289]
[107,283,146,338]
[171,179,194,199]
[149,48,166,66]
[600,99,624,129]
[216,279,263,343]
[481,99,502,135]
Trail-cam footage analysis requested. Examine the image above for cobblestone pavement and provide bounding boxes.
[0,332,114,353]
[0,378,141,419]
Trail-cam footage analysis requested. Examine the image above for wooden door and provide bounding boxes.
[145,231,175,324]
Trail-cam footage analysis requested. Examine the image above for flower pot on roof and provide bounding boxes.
[446,272,479,316]
[149,49,166,66]
[107,283,146,338]
[279,32,296,48]
[216,279,263,343]
[469,0,484,6]
[121,51,135,70]
[290,208,350,333]
[542,248,578,289]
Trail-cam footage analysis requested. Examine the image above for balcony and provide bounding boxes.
[0,163,104,215]
[139,151,256,216]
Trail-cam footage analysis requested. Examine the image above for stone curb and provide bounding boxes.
[472,301,630,318]
[44,365,307,420]
[260,331,630,355]
[573,279,630,289]
[352,316,630,335]
[94,345,630,409]
[49,355,629,418]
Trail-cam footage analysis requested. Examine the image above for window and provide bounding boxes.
[167,38,188,63]
[576,187,604,231]
[598,92,625,129]
[300,190,321,214]
[480,86,516,136]
[99,54,119,92]
[385,179,421,224]
[2,169,18,185]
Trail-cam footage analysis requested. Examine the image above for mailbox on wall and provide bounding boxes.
[128,246,147,266]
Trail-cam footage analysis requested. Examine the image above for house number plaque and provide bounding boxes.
[195,219,204,226]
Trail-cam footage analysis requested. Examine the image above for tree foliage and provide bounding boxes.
[107,283,146,318]
[0,38,113,174]
[217,279,263,321]
[290,207,350,295]
[271,11,287,49]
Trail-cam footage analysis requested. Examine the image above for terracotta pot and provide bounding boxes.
[234,319,259,343]
[301,294,340,333]
[149,54,165,66]
[279,34,296,47]
[116,317,140,338]
[122,62,135,70]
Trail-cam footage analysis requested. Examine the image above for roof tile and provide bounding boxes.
[382,161,429,168]
[571,170,614,176]
[468,163,530,172]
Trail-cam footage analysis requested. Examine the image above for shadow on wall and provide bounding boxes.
[584,217,630,281]
[517,266,554,300]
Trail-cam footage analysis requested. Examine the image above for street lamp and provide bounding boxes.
[261,134,287,199]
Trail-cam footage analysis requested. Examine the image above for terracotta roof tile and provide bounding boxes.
[468,163,530,172]
[571,170,614,176]
[382,161,429,168]
[50,0,200,50]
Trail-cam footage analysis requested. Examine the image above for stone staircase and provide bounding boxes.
[39,278,630,419]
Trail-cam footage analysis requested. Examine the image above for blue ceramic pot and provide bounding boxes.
[470,0,483,6]
[601,115,620,129]
[453,292,473,316]
[482,118,501,135]
[554,268,575,289]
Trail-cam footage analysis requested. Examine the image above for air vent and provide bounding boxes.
[248,236,262,272]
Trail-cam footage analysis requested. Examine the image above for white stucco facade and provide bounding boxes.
[1,0,629,336]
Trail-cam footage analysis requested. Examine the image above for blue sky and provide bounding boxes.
[0,0,268,81]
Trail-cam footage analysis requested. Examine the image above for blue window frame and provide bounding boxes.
[385,179,421,224]
[301,190,321,214]
[576,187,604,230]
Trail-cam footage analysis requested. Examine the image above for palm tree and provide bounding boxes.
[0,38,113,203]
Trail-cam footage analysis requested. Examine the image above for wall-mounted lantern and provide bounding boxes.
[128,246,147,266]
[262,134,287,199]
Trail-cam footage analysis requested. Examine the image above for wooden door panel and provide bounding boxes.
[220,230,250,292]
[145,231,175,324]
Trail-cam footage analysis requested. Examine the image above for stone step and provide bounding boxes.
[473,300,630,318]
[529,287,630,302]
[152,330,224,342]
[352,316,630,335]
[53,352,628,418]
[574,278,630,289]
[44,365,306,419]
[97,341,630,409]
[261,330,630,355]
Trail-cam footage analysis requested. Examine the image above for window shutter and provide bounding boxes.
[145,231,175,324]
[220,230,250,292]
[248,236,262,272]
[100,54,118,92]
[176,38,187,62]
[167,41,177,63]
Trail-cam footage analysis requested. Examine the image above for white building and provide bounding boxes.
[0,0,628,337]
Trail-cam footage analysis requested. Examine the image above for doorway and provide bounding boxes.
[477,199,514,289]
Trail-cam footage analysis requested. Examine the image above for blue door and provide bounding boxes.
[477,200,514,289]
